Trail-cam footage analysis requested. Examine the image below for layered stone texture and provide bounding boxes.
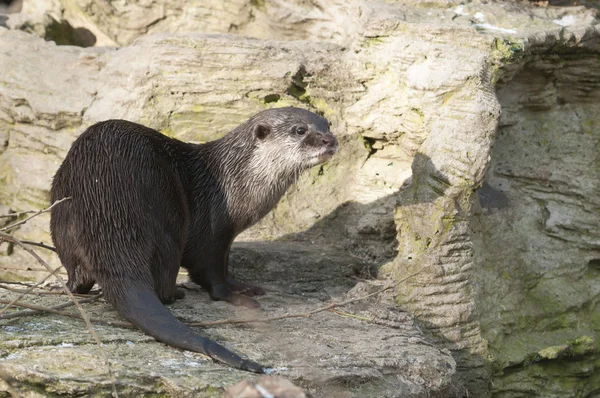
[1,1,599,396]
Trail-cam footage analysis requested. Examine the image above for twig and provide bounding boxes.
[188,271,421,327]
[329,309,373,322]
[19,240,56,252]
[0,271,420,332]
[0,295,103,320]
[0,281,33,286]
[0,283,96,297]
[0,197,70,233]
[0,298,132,329]
[0,265,65,316]
[0,231,119,398]
[0,281,47,286]
[0,367,21,398]
[0,210,35,218]
[0,265,66,273]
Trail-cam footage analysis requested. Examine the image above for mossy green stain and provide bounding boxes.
[362,37,386,48]
[287,84,310,103]
[250,0,265,9]
[411,108,425,119]
[488,37,525,85]
[310,97,335,119]
[493,38,524,62]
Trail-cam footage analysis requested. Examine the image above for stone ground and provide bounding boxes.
[0,242,459,397]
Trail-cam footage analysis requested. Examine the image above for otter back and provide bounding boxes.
[50,107,337,372]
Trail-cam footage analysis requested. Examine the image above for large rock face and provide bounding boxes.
[1,1,599,397]
[471,29,600,395]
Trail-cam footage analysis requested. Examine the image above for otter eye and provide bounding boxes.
[295,126,307,135]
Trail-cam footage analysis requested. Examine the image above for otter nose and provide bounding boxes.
[321,134,337,147]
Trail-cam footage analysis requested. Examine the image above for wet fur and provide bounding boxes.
[50,107,337,372]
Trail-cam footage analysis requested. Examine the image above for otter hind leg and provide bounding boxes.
[159,288,186,305]
[57,252,96,294]
[153,244,185,305]
[66,276,96,295]
[174,288,186,300]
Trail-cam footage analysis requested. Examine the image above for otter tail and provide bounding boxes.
[107,281,265,373]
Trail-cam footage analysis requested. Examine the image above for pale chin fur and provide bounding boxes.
[306,147,337,167]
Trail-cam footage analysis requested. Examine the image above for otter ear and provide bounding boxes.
[254,124,271,140]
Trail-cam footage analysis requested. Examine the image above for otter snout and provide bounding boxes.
[321,132,338,155]
[309,131,338,165]
[321,133,337,147]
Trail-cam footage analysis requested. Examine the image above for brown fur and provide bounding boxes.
[50,107,338,372]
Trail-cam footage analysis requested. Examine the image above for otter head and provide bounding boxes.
[251,107,338,172]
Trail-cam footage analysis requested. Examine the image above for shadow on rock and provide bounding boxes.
[45,20,97,47]
[272,152,450,265]
[229,151,491,396]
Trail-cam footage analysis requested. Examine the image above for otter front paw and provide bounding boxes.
[226,278,266,297]
[210,284,260,308]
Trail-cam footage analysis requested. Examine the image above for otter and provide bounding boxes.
[49,107,338,373]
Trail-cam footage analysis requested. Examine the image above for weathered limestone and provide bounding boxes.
[3,0,360,47]
[223,375,306,398]
[0,243,458,397]
[471,27,600,396]
[1,0,599,397]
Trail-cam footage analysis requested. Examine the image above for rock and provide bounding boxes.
[223,375,306,398]
[2,0,104,47]
[1,1,600,397]
[0,0,21,14]
[470,21,600,396]
[0,243,458,397]
[2,0,360,47]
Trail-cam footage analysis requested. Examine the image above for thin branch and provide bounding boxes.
[0,271,421,332]
[0,231,119,398]
[0,295,103,320]
[189,271,421,327]
[19,240,56,252]
[0,283,95,297]
[0,197,70,233]
[0,281,45,286]
[329,309,373,322]
[0,265,66,273]
[0,265,65,316]
[0,210,35,218]
[0,298,132,329]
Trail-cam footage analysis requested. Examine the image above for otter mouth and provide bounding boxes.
[309,145,338,165]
